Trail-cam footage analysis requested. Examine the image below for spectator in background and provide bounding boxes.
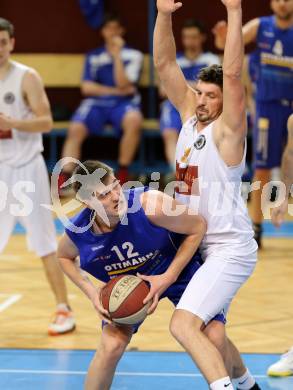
[159,19,220,177]
[213,0,293,248]
[59,14,143,193]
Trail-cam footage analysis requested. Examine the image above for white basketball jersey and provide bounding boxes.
[175,116,257,259]
[0,61,43,167]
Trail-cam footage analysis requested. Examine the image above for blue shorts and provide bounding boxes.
[253,100,293,169]
[102,259,226,333]
[71,97,141,136]
[160,100,182,134]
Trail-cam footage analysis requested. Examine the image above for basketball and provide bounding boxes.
[100,275,151,325]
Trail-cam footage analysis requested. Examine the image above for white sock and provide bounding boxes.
[56,303,70,312]
[234,369,255,390]
[210,376,234,390]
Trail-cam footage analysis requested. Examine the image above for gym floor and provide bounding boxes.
[0,219,292,389]
[0,350,292,389]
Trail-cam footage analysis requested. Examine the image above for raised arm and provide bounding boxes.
[154,0,196,120]
[271,114,293,227]
[219,0,246,138]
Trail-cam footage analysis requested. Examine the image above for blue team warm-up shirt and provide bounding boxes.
[256,15,293,102]
[71,45,143,134]
[65,187,226,326]
[82,45,143,106]
[160,52,220,132]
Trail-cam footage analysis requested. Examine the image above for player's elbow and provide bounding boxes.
[81,82,93,96]
[154,57,170,74]
[43,116,53,133]
[116,79,132,89]
[223,69,242,80]
[191,216,207,236]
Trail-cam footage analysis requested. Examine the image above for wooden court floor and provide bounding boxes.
[0,233,292,354]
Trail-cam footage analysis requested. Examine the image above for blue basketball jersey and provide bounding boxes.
[65,187,201,282]
[82,46,143,106]
[256,16,293,101]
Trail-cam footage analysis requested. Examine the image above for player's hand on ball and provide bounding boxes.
[156,0,183,15]
[221,0,242,10]
[92,288,112,323]
[137,272,174,315]
[271,199,288,228]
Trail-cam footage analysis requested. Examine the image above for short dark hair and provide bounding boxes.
[0,17,14,38]
[101,13,123,28]
[72,160,114,196]
[182,19,206,34]
[197,65,223,90]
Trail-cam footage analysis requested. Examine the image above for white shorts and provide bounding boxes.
[176,247,257,324]
[0,154,57,257]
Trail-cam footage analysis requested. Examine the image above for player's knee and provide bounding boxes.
[122,111,143,132]
[100,336,128,362]
[204,321,226,355]
[170,310,202,343]
[68,122,88,143]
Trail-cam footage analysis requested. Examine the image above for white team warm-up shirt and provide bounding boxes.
[175,116,257,260]
[0,61,43,167]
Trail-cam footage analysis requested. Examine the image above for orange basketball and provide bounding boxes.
[100,275,151,325]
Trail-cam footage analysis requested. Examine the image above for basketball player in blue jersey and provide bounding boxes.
[154,0,260,389]
[213,0,293,248]
[0,18,75,335]
[159,19,220,171]
[57,160,256,390]
[59,14,143,190]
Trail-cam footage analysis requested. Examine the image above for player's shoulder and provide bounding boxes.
[11,60,38,78]
[69,207,92,230]
[19,64,44,91]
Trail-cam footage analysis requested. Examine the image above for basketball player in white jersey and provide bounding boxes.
[0,18,75,335]
[153,1,258,389]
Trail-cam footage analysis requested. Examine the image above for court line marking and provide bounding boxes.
[0,369,267,378]
[0,294,22,313]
